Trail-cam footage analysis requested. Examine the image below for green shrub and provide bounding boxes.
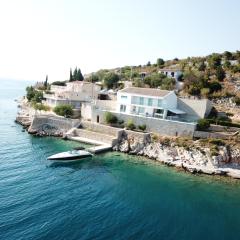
[51,81,66,86]
[197,119,210,131]
[234,97,240,106]
[53,104,73,117]
[209,139,225,146]
[126,119,136,130]
[138,124,146,131]
[207,119,240,128]
[32,103,50,111]
[104,112,118,124]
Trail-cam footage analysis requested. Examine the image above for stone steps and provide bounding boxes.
[70,128,117,146]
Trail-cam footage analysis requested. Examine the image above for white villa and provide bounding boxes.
[159,68,182,80]
[159,68,183,90]
[43,81,101,109]
[82,86,212,137]
[117,87,185,120]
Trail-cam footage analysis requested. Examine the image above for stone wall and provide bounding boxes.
[194,131,237,140]
[80,121,122,137]
[92,109,196,137]
[73,129,116,145]
[29,114,80,133]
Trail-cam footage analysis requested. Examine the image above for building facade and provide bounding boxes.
[116,87,185,120]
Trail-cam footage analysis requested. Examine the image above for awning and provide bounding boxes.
[168,108,186,114]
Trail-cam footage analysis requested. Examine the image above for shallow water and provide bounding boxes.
[1,80,240,240]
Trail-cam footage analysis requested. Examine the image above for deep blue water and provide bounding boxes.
[1,80,240,240]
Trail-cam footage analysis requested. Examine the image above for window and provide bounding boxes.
[148,98,153,106]
[121,95,127,100]
[157,99,162,107]
[120,105,126,112]
[139,97,144,105]
[138,107,144,114]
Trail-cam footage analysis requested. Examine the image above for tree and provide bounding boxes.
[73,67,78,81]
[44,75,48,88]
[146,61,151,66]
[215,66,225,81]
[157,58,165,67]
[223,60,231,70]
[103,72,119,89]
[198,61,206,71]
[77,68,84,81]
[161,77,176,90]
[208,53,222,70]
[69,68,73,82]
[223,51,233,60]
[209,81,222,93]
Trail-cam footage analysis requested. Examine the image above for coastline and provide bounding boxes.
[16,98,240,180]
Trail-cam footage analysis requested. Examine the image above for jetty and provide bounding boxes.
[65,121,122,154]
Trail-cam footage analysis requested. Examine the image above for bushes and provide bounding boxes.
[234,96,240,106]
[26,86,43,103]
[104,112,118,124]
[53,104,73,117]
[32,103,50,111]
[197,119,210,131]
[207,119,240,128]
[51,81,66,86]
[126,119,136,130]
[138,124,146,131]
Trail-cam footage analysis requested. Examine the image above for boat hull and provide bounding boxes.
[47,150,92,161]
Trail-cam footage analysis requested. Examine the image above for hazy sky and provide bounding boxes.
[0,0,239,82]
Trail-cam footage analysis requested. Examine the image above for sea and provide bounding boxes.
[1,79,240,240]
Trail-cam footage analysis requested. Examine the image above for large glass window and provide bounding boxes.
[139,97,144,105]
[148,98,153,106]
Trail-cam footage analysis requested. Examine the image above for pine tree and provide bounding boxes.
[69,68,73,82]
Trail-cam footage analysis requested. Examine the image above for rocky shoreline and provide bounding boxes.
[113,132,240,179]
[16,98,240,179]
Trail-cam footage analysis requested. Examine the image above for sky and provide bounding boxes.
[0,0,239,82]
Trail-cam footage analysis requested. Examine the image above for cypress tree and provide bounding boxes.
[73,67,78,81]
[44,75,48,88]
[69,68,73,82]
[77,68,84,81]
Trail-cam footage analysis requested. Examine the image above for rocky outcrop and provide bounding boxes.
[113,135,240,179]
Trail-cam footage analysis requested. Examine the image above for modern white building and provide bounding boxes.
[43,81,101,109]
[116,87,185,120]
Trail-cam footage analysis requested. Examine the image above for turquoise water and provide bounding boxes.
[1,80,240,240]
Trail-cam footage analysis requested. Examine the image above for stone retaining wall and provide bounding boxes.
[92,110,196,137]
[81,121,122,137]
[194,131,236,140]
[29,114,80,133]
[73,129,116,145]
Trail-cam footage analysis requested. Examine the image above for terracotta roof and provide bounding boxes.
[119,87,171,97]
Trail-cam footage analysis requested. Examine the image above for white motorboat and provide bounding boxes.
[47,150,92,162]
